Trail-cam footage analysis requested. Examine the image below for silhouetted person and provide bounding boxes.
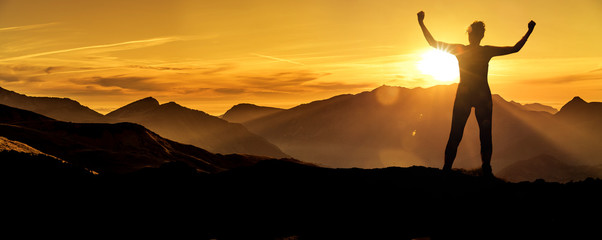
[417,11,535,176]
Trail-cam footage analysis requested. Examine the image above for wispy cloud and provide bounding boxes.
[0,22,59,32]
[214,88,246,94]
[237,70,330,90]
[524,67,602,84]
[250,53,305,66]
[303,81,374,90]
[0,72,20,82]
[0,37,181,62]
[70,75,171,91]
[125,63,235,75]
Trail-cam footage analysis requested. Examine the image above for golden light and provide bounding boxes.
[417,49,459,82]
[375,86,400,106]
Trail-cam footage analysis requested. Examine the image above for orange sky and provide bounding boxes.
[0,0,600,115]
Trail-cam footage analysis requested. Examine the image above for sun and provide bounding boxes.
[417,49,459,82]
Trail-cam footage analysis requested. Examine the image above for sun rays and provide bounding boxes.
[417,49,459,83]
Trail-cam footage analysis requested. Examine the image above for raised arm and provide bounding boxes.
[417,11,437,47]
[488,20,536,56]
[417,11,461,54]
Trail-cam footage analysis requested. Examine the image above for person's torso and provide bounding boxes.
[455,45,493,89]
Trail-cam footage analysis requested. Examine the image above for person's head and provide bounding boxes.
[467,21,485,45]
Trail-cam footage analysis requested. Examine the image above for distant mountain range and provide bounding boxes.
[221,103,284,123]
[233,84,601,181]
[2,85,601,182]
[2,86,601,238]
[0,86,103,122]
[104,97,289,158]
[556,96,602,135]
[0,103,286,174]
[0,86,288,159]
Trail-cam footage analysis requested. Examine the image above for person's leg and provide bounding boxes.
[475,99,493,176]
[444,99,471,171]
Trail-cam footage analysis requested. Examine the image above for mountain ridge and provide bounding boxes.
[0,103,288,174]
[3,85,600,181]
[0,87,289,159]
[221,103,284,123]
[242,84,601,182]
[105,98,290,158]
[0,86,104,123]
[105,96,160,119]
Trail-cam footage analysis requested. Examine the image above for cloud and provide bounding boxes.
[38,85,125,97]
[71,75,170,91]
[0,37,181,62]
[200,64,237,75]
[525,68,602,84]
[126,63,235,75]
[214,88,246,94]
[238,70,330,89]
[590,68,602,73]
[0,64,48,83]
[303,82,374,90]
[250,53,305,66]
[126,65,202,71]
[0,22,59,32]
[0,72,20,82]
[172,87,211,94]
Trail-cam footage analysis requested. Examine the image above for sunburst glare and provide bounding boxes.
[417,49,459,82]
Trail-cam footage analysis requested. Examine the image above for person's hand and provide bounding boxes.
[528,20,536,30]
[417,11,425,22]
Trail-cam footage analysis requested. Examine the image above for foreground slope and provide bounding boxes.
[498,154,602,182]
[5,159,601,239]
[0,136,97,179]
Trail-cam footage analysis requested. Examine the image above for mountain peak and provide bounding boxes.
[234,103,256,107]
[160,101,195,112]
[228,103,266,111]
[135,97,160,106]
[222,103,284,123]
[569,96,586,104]
[227,103,282,112]
[558,96,588,114]
[161,101,181,107]
[106,97,159,118]
[372,85,407,92]
[556,96,602,125]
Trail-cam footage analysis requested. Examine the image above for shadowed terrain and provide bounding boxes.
[498,154,602,182]
[0,103,291,174]
[3,157,601,239]
[0,87,289,159]
[1,102,600,239]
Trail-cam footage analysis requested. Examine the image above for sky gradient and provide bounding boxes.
[0,0,600,115]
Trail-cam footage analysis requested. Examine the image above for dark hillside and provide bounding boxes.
[4,158,600,239]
